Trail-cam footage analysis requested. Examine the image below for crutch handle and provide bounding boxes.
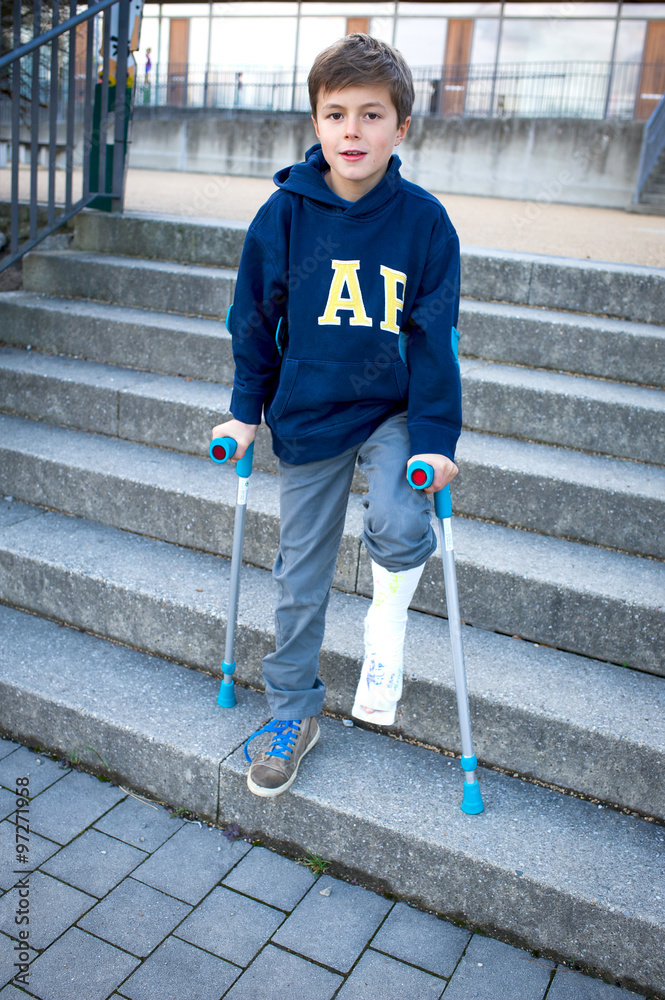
[209,437,236,463]
[210,438,255,478]
[406,461,452,519]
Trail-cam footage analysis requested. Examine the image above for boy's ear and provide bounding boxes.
[311,114,321,139]
[395,115,411,146]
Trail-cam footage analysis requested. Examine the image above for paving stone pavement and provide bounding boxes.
[0,737,646,1000]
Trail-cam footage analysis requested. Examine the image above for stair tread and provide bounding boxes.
[0,498,662,765]
[0,603,662,992]
[460,358,665,409]
[0,289,231,334]
[0,417,662,609]
[27,247,239,281]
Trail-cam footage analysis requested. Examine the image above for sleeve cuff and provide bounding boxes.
[408,422,460,462]
[230,387,265,426]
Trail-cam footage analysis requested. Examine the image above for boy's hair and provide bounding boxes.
[308,34,415,126]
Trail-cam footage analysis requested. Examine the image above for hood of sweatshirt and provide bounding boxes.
[273,142,403,219]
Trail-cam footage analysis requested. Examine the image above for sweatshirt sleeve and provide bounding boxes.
[229,223,286,425]
[404,224,462,461]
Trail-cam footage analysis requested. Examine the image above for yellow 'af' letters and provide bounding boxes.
[318,260,372,327]
[379,266,407,335]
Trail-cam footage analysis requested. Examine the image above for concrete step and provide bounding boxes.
[459,299,665,388]
[0,293,235,384]
[461,358,665,465]
[23,249,237,319]
[20,250,665,389]
[3,308,663,463]
[0,604,662,994]
[1,419,664,674]
[2,352,664,557]
[72,210,665,325]
[455,430,665,559]
[0,500,665,800]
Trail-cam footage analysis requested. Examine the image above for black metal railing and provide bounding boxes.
[0,0,133,274]
[132,59,654,122]
[634,94,665,203]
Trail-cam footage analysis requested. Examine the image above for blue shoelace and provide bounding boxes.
[244,719,301,764]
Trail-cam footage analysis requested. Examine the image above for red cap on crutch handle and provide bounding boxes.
[406,460,434,490]
[209,437,237,464]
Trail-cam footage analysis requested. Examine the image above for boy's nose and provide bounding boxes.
[344,117,361,138]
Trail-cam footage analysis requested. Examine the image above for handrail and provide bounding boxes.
[0,0,119,72]
[0,0,136,274]
[634,93,665,203]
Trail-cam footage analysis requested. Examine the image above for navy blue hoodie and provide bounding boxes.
[228,143,462,465]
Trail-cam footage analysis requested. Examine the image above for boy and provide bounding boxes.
[212,34,461,798]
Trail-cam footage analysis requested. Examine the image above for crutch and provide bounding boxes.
[209,436,255,708]
[406,465,484,815]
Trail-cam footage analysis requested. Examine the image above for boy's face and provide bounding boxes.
[312,84,410,202]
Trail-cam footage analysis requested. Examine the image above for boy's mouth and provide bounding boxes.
[340,150,367,161]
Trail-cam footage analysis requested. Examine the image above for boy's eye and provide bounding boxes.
[366,112,380,120]
[329,112,343,120]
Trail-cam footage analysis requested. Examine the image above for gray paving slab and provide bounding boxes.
[220,718,665,992]
[272,876,393,974]
[0,931,38,990]
[131,821,251,904]
[0,747,66,797]
[0,984,33,998]
[442,934,554,1000]
[0,821,60,891]
[0,742,19,762]
[547,968,641,999]
[25,926,139,1000]
[41,828,148,897]
[371,901,471,977]
[78,876,191,957]
[222,845,316,911]
[118,934,239,1000]
[26,769,126,845]
[0,791,15,824]
[0,870,95,950]
[223,943,342,1000]
[94,795,185,852]
[175,885,284,967]
[336,948,445,999]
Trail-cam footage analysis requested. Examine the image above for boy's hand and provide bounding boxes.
[407,453,458,494]
[211,418,259,462]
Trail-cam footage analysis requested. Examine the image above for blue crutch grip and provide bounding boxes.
[406,461,453,520]
[210,437,237,464]
[209,438,255,478]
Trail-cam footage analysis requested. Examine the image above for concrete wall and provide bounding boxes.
[128,108,645,209]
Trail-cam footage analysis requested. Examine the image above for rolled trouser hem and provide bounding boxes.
[365,533,437,574]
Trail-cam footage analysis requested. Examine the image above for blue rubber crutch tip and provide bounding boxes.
[217,680,236,708]
[460,780,484,814]
[407,460,434,490]
[209,437,237,464]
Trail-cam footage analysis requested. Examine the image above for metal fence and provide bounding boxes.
[130,59,653,121]
[0,0,133,273]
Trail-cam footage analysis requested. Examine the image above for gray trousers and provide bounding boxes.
[263,412,437,719]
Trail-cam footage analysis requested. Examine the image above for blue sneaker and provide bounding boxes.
[244,717,320,798]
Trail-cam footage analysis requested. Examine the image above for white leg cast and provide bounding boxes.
[352,560,425,726]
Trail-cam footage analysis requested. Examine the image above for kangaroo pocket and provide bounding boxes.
[268,357,409,439]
